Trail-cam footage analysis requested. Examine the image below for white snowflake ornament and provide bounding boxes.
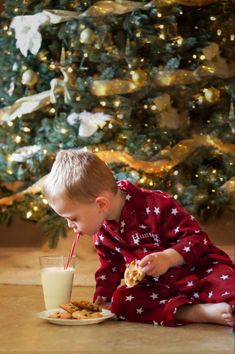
[10,13,49,56]
[11,145,41,162]
[78,111,112,137]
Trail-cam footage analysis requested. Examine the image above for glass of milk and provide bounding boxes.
[39,256,76,309]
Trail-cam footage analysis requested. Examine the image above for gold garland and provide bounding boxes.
[0,176,46,206]
[155,0,219,6]
[81,0,146,17]
[91,79,146,96]
[174,0,218,6]
[0,134,234,206]
[96,134,234,173]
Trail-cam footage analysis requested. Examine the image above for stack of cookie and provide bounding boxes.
[49,300,103,320]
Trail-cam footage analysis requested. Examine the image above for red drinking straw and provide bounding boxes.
[64,233,80,270]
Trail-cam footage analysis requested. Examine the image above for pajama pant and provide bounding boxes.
[111,261,235,327]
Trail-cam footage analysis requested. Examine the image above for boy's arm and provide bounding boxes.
[163,248,185,267]
[93,243,125,303]
[161,196,212,268]
[140,193,212,276]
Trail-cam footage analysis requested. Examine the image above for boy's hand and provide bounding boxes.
[94,296,111,310]
[139,252,171,277]
[139,249,185,277]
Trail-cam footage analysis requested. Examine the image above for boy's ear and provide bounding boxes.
[95,196,109,211]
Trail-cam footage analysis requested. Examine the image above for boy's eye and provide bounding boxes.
[67,217,76,222]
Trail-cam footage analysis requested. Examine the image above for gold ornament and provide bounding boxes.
[37,50,49,62]
[21,69,38,87]
[91,79,146,96]
[60,47,66,66]
[193,93,204,104]
[171,36,184,46]
[194,87,220,104]
[202,87,220,103]
[131,69,148,85]
[80,28,96,44]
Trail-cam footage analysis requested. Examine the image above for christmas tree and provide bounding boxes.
[0,0,234,247]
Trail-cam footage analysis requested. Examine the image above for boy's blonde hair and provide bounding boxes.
[43,149,117,202]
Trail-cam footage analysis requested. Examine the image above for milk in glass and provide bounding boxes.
[41,267,74,309]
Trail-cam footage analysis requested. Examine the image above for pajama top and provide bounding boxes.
[92,180,234,325]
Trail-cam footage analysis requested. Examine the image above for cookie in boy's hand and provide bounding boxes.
[124,259,145,288]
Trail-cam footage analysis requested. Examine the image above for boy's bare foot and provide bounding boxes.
[175,302,235,327]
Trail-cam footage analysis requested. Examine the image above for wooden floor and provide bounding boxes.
[0,284,234,354]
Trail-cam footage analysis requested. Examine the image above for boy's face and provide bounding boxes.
[49,195,108,236]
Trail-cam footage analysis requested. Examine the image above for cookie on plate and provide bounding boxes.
[71,300,100,312]
[59,303,79,314]
[71,309,103,319]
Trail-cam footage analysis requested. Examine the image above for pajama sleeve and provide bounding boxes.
[160,194,212,267]
[93,243,125,302]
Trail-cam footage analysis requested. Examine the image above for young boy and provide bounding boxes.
[43,149,235,328]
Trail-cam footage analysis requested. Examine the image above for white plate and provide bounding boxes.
[37,308,115,326]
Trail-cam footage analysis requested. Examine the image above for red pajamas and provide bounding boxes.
[93,180,235,326]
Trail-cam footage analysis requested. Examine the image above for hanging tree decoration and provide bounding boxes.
[10,12,49,57]
[0,68,72,123]
[10,2,148,57]
[50,68,71,104]
[21,69,39,88]
[10,10,84,57]
[67,111,112,137]
[195,43,235,80]
[11,145,42,163]
[152,94,189,129]
[0,90,51,123]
